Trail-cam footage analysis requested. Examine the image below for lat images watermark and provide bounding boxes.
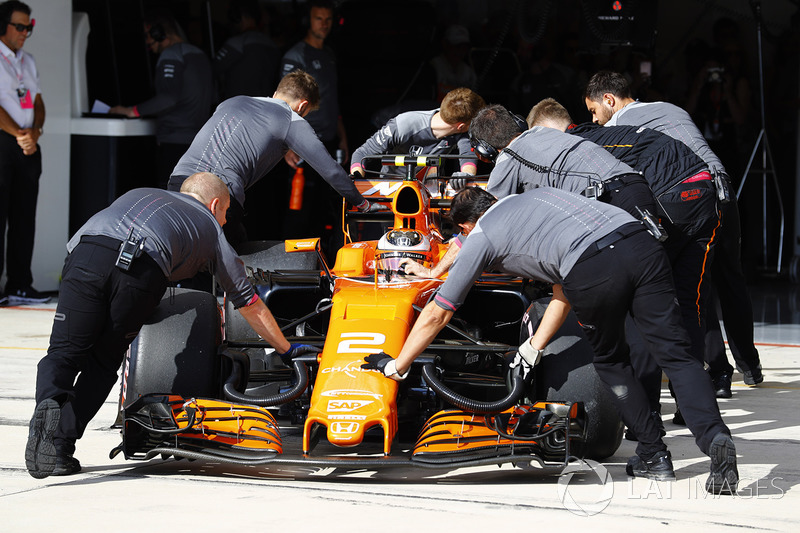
[557,460,786,515]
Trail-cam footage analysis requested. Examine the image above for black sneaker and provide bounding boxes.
[52,454,81,476]
[624,410,666,441]
[25,399,61,479]
[743,365,764,386]
[8,286,51,305]
[706,432,738,495]
[672,409,686,426]
[626,450,676,481]
[713,372,733,399]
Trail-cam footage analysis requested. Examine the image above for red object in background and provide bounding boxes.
[612,1,622,11]
[290,166,304,211]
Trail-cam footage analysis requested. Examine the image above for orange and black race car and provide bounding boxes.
[112,155,623,472]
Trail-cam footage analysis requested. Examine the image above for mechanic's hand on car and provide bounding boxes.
[277,343,322,366]
[508,337,543,378]
[356,199,389,213]
[398,258,429,277]
[361,351,408,380]
[449,172,472,191]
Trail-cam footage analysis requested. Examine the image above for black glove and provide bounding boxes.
[356,200,388,213]
[277,343,322,366]
[449,172,471,191]
[361,351,408,379]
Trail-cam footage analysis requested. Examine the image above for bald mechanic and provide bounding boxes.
[584,70,763,410]
[168,70,381,244]
[469,104,659,225]
[350,87,485,189]
[528,97,721,435]
[26,172,319,479]
[364,186,739,495]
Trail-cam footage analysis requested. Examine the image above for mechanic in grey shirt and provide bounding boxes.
[350,88,485,183]
[584,70,763,406]
[110,11,213,187]
[168,71,376,244]
[469,104,658,221]
[26,173,318,479]
[214,0,279,100]
[365,186,738,494]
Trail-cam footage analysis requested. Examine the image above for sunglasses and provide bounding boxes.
[8,19,35,34]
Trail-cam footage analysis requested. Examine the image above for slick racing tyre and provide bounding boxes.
[225,240,321,343]
[121,288,222,410]
[521,298,624,460]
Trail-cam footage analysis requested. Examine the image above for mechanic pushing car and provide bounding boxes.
[350,87,485,189]
[167,70,382,245]
[25,172,319,479]
[364,186,739,495]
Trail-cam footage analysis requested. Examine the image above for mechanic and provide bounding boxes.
[167,70,381,246]
[109,10,213,188]
[528,97,721,438]
[213,0,280,100]
[364,186,739,495]
[26,172,320,479]
[279,0,348,244]
[584,70,763,409]
[350,87,485,191]
[0,0,48,305]
[469,104,659,224]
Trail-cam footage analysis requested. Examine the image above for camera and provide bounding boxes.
[707,67,725,83]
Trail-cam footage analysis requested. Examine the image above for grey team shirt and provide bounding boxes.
[171,96,364,207]
[434,188,636,311]
[351,110,475,175]
[280,42,339,142]
[136,42,213,145]
[67,188,255,309]
[487,127,638,199]
[606,101,726,175]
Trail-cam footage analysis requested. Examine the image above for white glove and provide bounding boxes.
[510,338,543,378]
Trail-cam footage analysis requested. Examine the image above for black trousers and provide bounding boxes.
[629,179,721,409]
[705,196,761,376]
[35,237,167,453]
[0,132,41,291]
[561,224,729,457]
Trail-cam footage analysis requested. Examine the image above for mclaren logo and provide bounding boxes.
[330,421,360,434]
[327,400,372,412]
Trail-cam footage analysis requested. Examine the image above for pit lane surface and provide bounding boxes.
[1,295,799,532]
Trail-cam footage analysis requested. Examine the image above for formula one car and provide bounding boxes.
[113,155,623,472]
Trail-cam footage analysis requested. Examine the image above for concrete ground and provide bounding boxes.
[1,290,799,532]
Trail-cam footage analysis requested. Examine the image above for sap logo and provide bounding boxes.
[330,421,360,434]
[362,182,402,197]
[327,400,372,412]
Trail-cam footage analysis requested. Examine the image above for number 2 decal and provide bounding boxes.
[337,332,386,354]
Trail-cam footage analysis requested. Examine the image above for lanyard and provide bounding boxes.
[1,51,24,86]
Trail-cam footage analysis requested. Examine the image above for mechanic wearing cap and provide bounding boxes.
[26,172,319,479]
[364,186,738,495]
[110,9,213,188]
[350,87,485,190]
[469,104,659,224]
[584,70,763,407]
[528,97,722,437]
[0,0,48,306]
[168,70,380,245]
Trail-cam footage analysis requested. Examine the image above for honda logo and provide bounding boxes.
[330,421,360,434]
